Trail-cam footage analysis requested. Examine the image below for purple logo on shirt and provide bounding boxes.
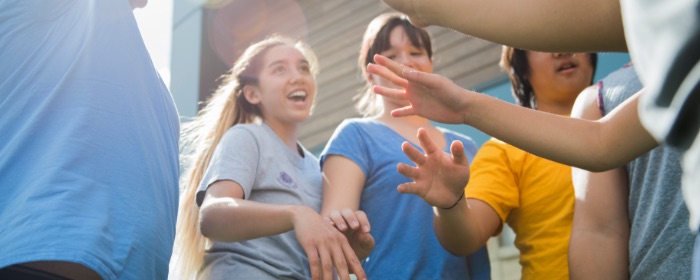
[277,171,298,189]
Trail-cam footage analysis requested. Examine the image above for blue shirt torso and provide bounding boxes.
[0,1,180,279]
[321,119,490,280]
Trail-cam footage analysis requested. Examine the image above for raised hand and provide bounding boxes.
[367,54,473,124]
[325,208,375,260]
[292,206,367,280]
[396,128,471,208]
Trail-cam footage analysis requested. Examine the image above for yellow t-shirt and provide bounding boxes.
[466,138,574,280]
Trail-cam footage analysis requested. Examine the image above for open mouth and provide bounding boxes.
[557,61,578,72]
[288,90,307,102]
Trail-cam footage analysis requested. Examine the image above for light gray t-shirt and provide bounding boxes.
[599,65,695,279]
[196,122,322,279]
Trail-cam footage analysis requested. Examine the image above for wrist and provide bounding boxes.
[288,205,311,228]
[439,191,465,210]
[461,89,478,125]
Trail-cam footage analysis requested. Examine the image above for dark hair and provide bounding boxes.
[500,47,598,109]
[356,13,433,116]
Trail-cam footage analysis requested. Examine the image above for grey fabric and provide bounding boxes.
[600,66,695,279]
[196,123,322,279]
[624,0,700,232]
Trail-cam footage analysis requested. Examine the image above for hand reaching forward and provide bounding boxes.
[292,206,367,280]
[325,208,375,260]
[367,54,474,124]
[396,128,471,209]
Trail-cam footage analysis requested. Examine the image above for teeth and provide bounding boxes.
[289,91,307,98]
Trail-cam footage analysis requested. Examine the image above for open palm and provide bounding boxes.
[396,128,471,208]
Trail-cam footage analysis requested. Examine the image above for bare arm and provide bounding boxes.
[321,156,375,260]
[397,128,501,254]
[568,86,630,279]
[381,0,626,52]
[200,180,367,280]
[368,55,659,172]
[433,198,502,255]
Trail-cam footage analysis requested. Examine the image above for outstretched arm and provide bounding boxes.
[398,128,500,255]
[568,86,630,279]
[200,180,367,280]
[368,55,659,172]
[380,0,626,52]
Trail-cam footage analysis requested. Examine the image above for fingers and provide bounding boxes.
[318,243,335,280]
[353,210,371,233]
[416,128,439,154]
[396,162,417,180]
[366,61,408,87]
[390,106,417,118]
[340,208,360,231]
[402,141,426,166]
[396,181,419,195]
[372,85,407,100]
[304,245,321,280]
[373,54,409,81]
[340,239,367,280]
[328,211,348,231]
[328,209,370,233]
[402,68,442,89]
[450,140,469,165]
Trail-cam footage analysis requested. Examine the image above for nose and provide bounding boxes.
[289,69,307,85]
[395,53,417,69]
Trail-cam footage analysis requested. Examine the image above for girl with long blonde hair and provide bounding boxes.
[173,35,367,280]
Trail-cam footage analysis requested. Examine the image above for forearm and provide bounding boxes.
[433,199,490,255]
[393,0,625,52]
[462,92,655,171]
[200,196,302,242]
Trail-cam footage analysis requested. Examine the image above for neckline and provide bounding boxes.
[261,122,306,161]
[365,119,450,152]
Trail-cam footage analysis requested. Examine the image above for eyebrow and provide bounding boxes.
[267,59,309,68]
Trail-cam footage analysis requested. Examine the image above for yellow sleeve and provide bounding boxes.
[466,138,525,235]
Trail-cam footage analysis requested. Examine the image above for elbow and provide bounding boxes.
[437,238,481,256]
[198,208,231,242]
[198,211,216,240]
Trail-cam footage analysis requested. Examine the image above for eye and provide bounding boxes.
[299,64,311,74]
[386,55,397,60]
[272,65,286,74]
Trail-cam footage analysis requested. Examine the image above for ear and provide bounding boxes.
[243,85,261,105]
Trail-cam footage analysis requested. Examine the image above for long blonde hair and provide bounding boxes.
[173,35,319,279]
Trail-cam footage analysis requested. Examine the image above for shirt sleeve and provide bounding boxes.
[465,138,522,234]
[196,126,260,206]
[319,120,371,177]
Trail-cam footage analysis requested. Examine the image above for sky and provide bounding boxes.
[133,0,174,89]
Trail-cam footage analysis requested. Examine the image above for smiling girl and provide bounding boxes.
[173,36,367,280]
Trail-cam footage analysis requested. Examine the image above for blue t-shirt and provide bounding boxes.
[320,119,490,280]
[0,1,180,279]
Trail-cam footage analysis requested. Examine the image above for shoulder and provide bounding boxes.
[335,118,376,131]
[328,118,378,140]
[220,123,266,146]
[479,138,528,158]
